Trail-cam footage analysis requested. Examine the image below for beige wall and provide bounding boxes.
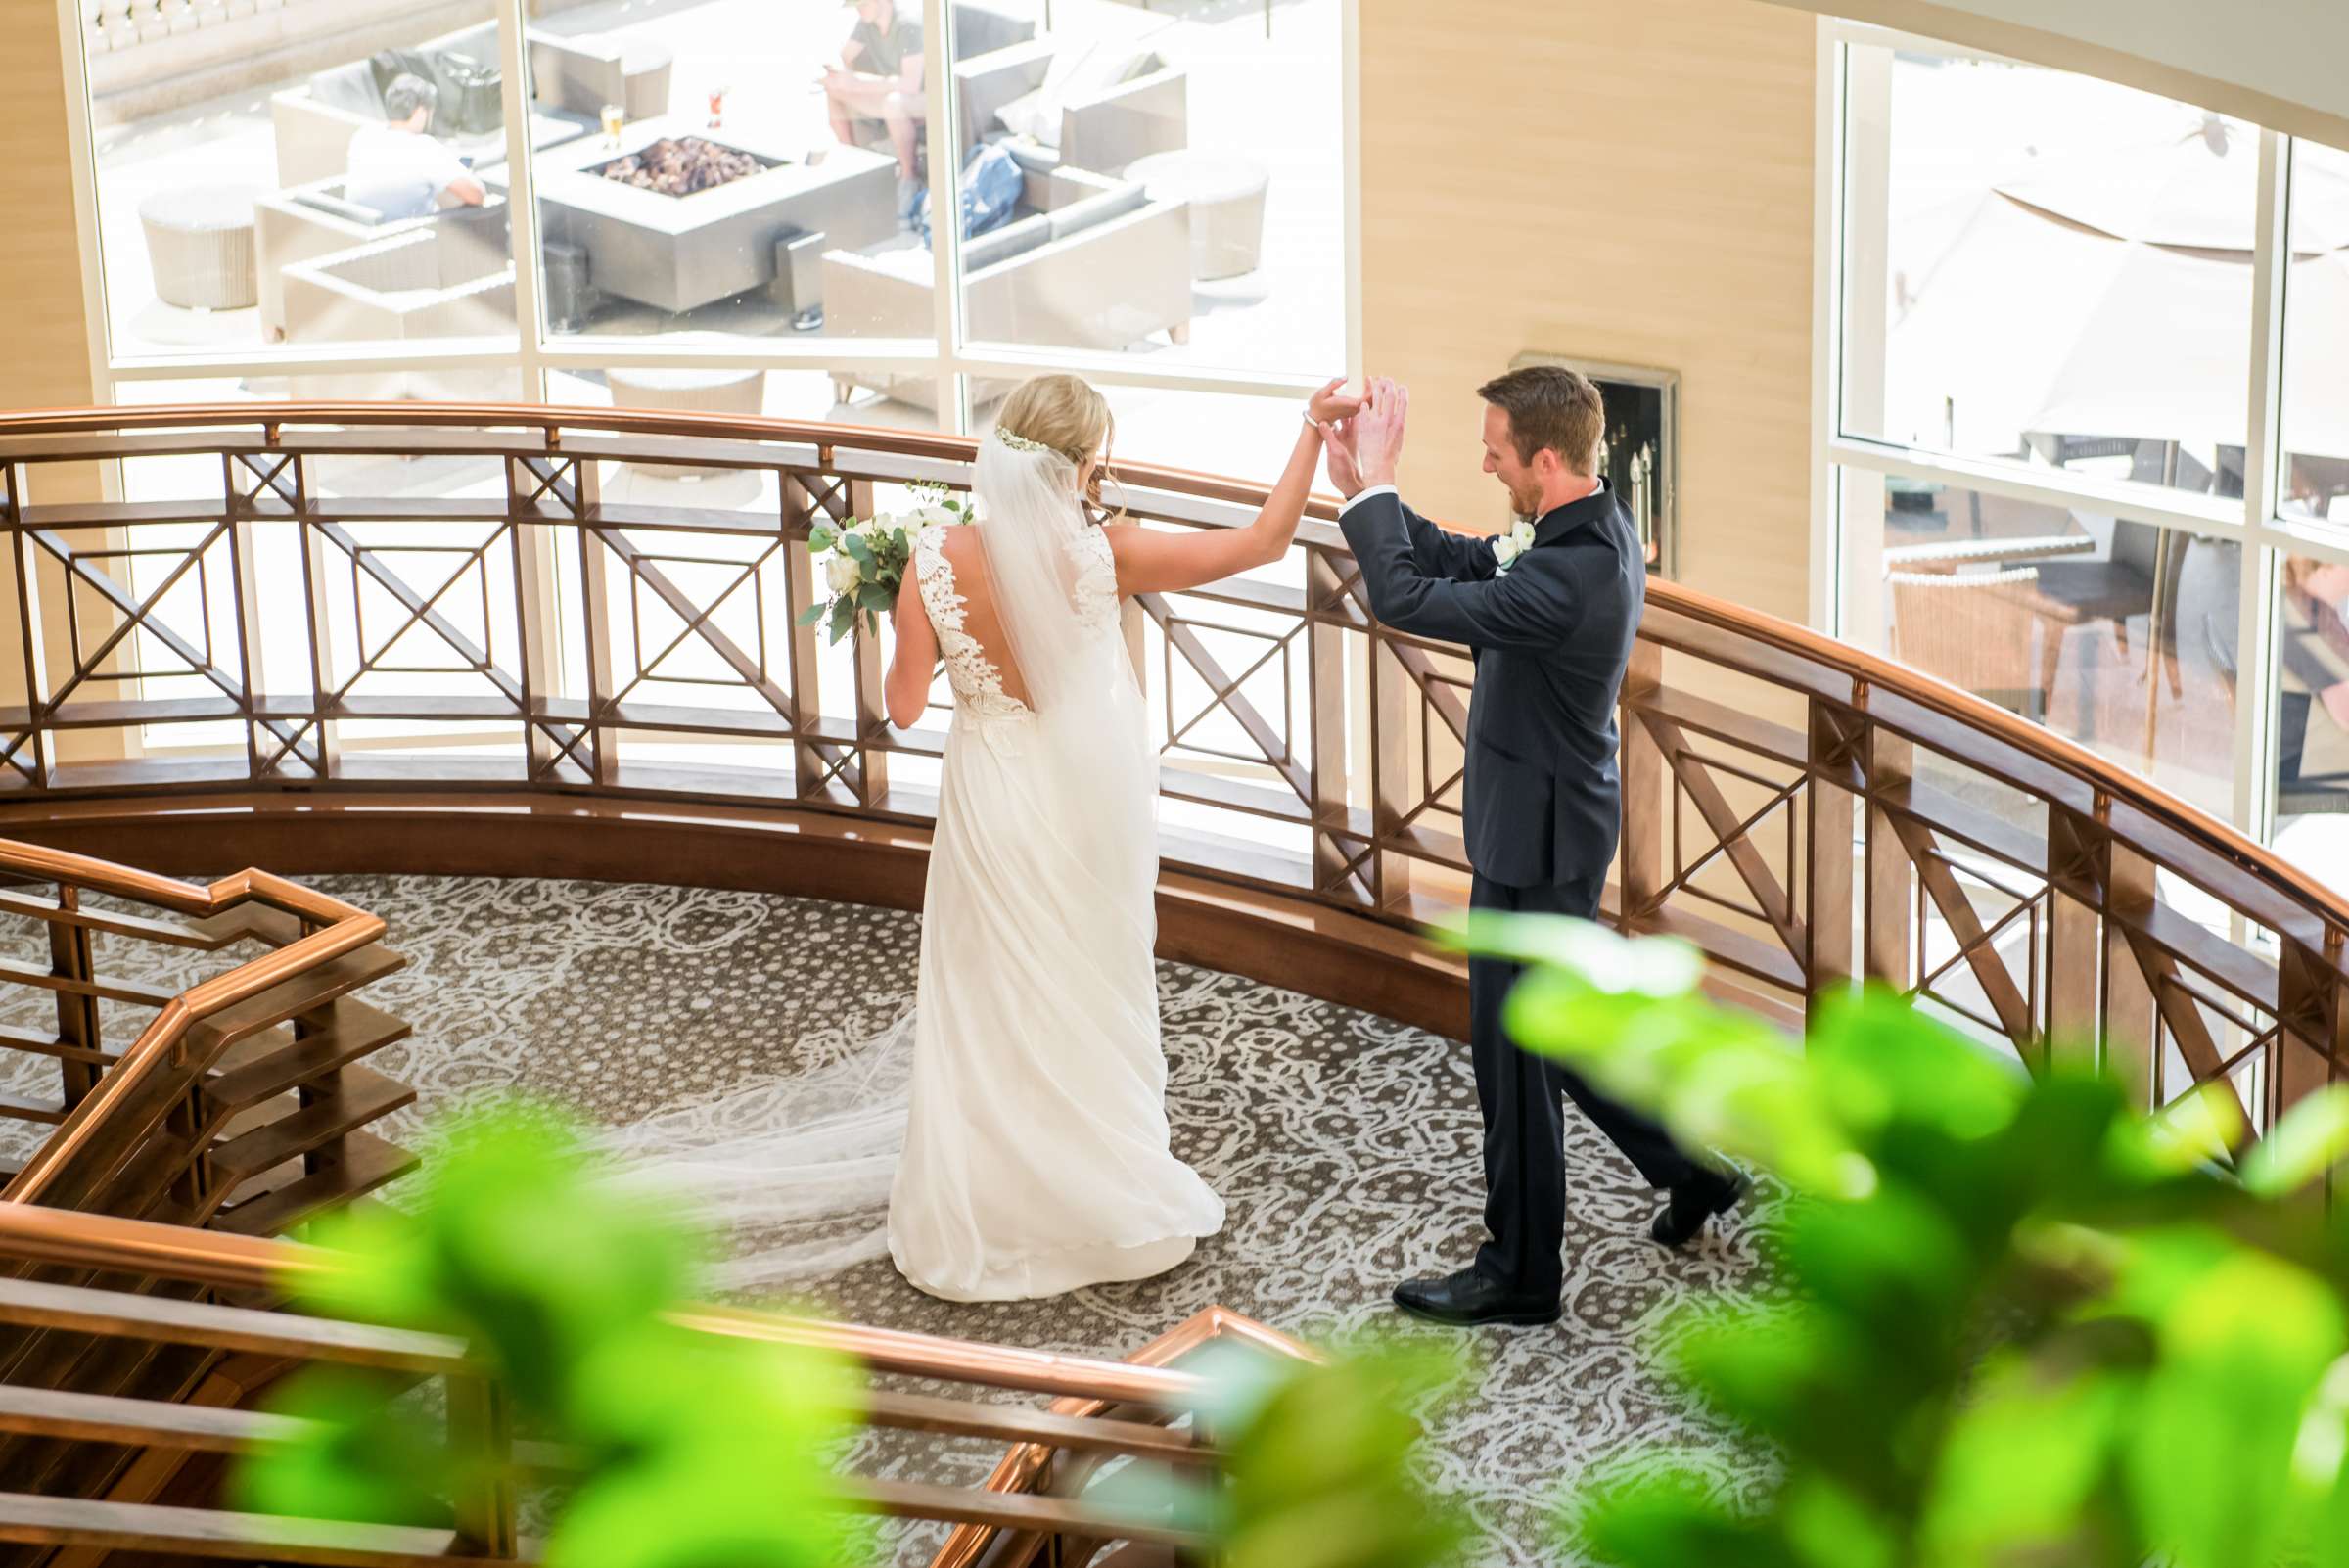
[2,10,97,418]
[0,14,124,761]
[1358,0,1818,626]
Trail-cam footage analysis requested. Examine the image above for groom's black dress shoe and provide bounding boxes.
[1392,1268,1560,1327]
[1651,1168,1751,1249]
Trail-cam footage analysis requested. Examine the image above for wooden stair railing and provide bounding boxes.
[0,845,416,1230]
[0,846,419,1551]
[0,1205,1314,1568]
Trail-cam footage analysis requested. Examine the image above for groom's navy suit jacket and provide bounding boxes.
[1338,483,1644,890]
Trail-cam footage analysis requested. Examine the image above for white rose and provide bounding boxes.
[909,501,958,530]
[1511,521,1538,552]
[1493,534,1521,567]
[825,552,861,595]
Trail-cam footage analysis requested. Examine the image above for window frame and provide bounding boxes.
[1813,17,2344,867]
[53,0,1360,759]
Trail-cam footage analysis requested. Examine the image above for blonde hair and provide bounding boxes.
[995,374,1117,513]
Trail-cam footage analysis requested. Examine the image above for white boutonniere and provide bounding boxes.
[1491,520,1538,575]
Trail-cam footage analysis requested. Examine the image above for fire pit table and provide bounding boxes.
[510,121,898,316]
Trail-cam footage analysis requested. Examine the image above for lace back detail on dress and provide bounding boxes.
[913,529,1029,719]
[1070,526,1121,635]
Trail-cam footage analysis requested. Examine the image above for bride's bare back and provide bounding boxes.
[928,524,1033,709]
[881,407,1337,730]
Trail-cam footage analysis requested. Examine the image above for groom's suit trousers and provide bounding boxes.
[1468,871,1706,1299]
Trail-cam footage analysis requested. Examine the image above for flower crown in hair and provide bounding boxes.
[993,427,1050,456]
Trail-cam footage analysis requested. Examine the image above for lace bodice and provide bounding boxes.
[913,528,1029,720]
[912,526,1122,721]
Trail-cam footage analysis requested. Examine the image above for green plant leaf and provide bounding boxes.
[840,531,875,570]
[827,598,854,646]
[1921,1353,2131,1567]
[1807,987,2022,1144]
[2110,1081,2247,1181]
[794,602,827,627]
[2238,1084,2349,1197]
[232,1367,455,1529]
[1573,1462,1797,1568]
[2122,1241,2346,1568]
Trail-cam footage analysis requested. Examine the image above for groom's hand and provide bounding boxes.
[1353,376,1407,489]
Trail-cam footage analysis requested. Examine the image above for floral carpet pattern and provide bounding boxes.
[0,875,1776,1564]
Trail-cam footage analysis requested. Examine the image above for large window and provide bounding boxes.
[61,0,1354,768]
[1828,29,2349,893]
[72,0,1346,377]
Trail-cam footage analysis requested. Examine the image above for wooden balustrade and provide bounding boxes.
[0,1204,1311,1568]
[0,403,2331,1134]
[0,837,414,1228]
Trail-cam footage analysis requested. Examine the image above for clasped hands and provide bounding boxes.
[1306,376,1407,500]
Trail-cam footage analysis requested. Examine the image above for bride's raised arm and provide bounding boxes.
[1107,377,1359,598]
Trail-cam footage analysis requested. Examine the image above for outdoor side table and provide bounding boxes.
[139,185,262,310]
[622,42,675,122]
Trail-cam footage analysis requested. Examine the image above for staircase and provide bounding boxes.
[0,849,418,1556]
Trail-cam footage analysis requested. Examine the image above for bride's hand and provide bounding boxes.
[1306,376,1362,427]
[1318,421,1365,497]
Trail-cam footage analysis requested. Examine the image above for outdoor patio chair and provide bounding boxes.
[270,23,596,187]
[1888,567,2049,719]
[820,163,1191,409]
[276,228,516,349]
[957,32,1188,175]
[253,179,508,342]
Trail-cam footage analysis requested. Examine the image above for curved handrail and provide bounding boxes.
[0,1202,1315,1404]
[0,400,2334,1119]
[0,853,384,1206]
[0,400,2320,929]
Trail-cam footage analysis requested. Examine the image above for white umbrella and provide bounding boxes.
[1995,117,2349,254]
[1878,191,2133,454]
[2029,246,2349,463]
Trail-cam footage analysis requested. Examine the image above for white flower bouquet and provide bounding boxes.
[799,487,974,644]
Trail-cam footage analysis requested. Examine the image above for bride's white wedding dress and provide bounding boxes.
[609,431,1222,1302]
[888,518,1223,1300]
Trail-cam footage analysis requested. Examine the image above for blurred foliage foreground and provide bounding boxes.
[233,913,2349,1568]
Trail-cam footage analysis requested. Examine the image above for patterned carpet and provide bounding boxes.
[1,875,1778,1565]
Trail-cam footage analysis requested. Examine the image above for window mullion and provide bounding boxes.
[925,0,966,433]
[494,0,549,391]
[2234,130,2290,849]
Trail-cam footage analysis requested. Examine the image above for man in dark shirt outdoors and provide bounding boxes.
[822,0,926,225]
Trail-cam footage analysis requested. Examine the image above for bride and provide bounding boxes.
[617,371,1356,1302]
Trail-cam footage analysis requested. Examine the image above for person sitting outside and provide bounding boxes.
[821,0,925,225]
[344,74,486,223]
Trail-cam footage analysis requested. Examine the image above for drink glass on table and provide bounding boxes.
[600,103,624,145]
[707,85,727,129]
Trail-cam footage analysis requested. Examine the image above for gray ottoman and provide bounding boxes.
[606,364,764,477]
[1126,151,1269,281]
[139,184,261,310]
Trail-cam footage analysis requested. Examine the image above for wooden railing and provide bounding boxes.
[0,403,2336,1133]
[0,1203,1312,1568]
[0,838,413,1228]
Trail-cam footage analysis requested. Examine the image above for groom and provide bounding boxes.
[1318,369,1745,1328]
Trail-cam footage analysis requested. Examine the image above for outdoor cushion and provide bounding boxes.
[992,42,1157,146]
